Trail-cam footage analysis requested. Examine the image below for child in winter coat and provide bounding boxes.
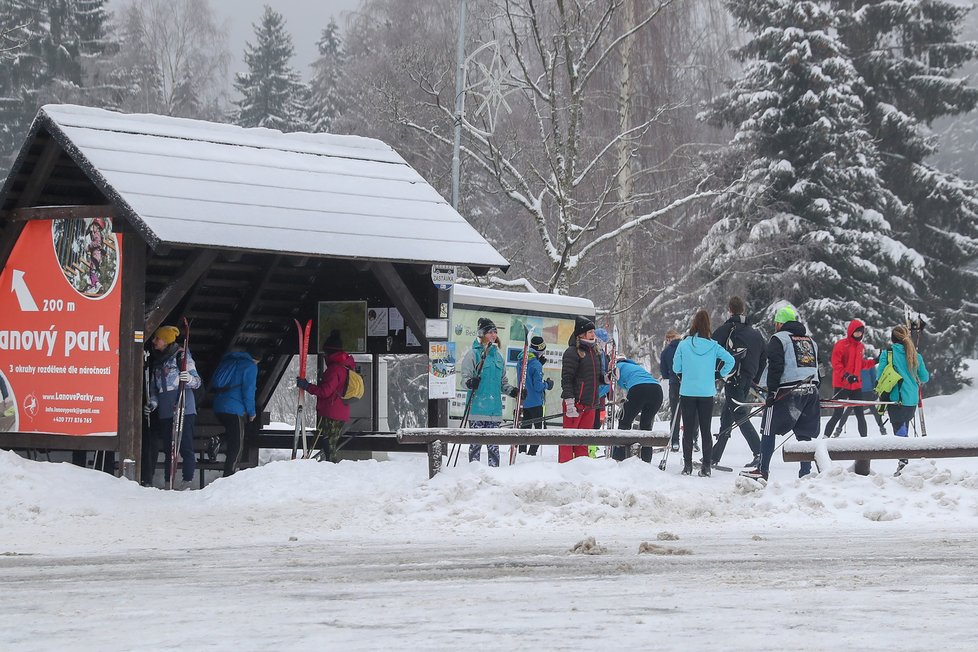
[458,317,518,466]
[518,336,553,456]
[659,329,682,450]
[823,318,877,438]
[672,310,734,476]
[297,330,356,462]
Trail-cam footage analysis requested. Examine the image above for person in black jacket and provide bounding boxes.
[560,316,606,463]
[710,296,767,468]
[658,329,682,451]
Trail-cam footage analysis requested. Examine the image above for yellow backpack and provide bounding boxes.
[342,366,364,402]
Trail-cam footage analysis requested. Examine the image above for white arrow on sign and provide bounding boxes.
[11,269,39,311]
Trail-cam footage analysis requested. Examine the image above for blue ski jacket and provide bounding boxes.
[615,359,659,392]
[212,351,258,418]
[673,335,734,398]
[876,344,929,407]
[517,351,550,409]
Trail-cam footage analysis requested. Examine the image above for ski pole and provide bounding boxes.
[658,399,682,471]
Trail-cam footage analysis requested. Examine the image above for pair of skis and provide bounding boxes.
[509,324,533,465]
[168,317,190,490]
[292,319,312,460]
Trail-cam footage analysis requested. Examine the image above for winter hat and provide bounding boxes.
[530,335,546,352]
[595,328,611,343]
[324,329,343,351]
[573,316,596,339]
[153,325,179,345]
[477,317,497,337]
[774,304,798,325]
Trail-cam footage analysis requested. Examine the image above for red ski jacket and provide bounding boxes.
[831,319,875,390]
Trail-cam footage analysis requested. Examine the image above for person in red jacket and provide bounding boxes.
[823,318,876,438]
[297,329,356,461]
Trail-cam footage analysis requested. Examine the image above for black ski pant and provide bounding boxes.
[216,412,245,477]
[612,383,663,462]
[823,388,867,437]
[142,412,196,484]
[712,378,760,465]
[832,389,887,435]
[668,381,681,447]
[680,395,713,469]
[519,405,544,455]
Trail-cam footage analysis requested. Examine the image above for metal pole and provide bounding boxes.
[450,0,468,210]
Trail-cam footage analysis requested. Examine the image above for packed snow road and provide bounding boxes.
[1,525,975,651]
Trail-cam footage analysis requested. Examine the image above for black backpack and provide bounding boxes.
[716,323,748,380]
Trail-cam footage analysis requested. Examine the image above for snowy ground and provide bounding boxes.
[3,366,978,650]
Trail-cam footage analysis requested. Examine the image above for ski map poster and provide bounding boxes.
[428,341,456,399]
[0,218,122,436]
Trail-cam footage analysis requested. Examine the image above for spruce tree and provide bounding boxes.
[234,5,309,132]
[0,0,47,175]
[832,0,978,390]
[307,18,345,133]
[701,0,922,352]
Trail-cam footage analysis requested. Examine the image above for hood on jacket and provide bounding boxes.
[779,321,807,337]
[325,349,355,369]
[847,319,865,339]
[685,334,716,356]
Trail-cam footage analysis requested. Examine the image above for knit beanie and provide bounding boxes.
[477,317,497,337]
[529,335,546,352]
[573,316,596,339]
[774,304,798,324]
[324,329,343,351]
[154,325,179,345]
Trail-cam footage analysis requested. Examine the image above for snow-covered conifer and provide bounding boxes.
[307,18,345,133]
[701,0,922,350]
[234,6,309,132]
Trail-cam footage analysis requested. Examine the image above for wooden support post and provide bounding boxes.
[118,235,146,481]
[370,262,427,343]
[427,440,443,479]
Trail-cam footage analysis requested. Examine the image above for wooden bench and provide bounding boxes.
[782,436,978,476]
[397,428,671,478]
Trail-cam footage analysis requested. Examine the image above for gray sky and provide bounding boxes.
[111,0,363,79]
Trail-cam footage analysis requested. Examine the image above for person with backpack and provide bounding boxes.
[560,317,608,463]
[458,317,518,467]
[877,325,929,474]
[831,367,887,437]
[211,349,259,477]
[518,335,553,456]
[297,329,356,462]
[142,325,202,487]
[659,329,682,452]
[672,310,735,476]
[612,358,662,463]
[822,319,878,439]
[711,296,767,469]
[743,304,820,482]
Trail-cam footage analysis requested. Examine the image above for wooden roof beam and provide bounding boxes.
[7,204,117,222]
[144,249,219,334]
[371,262,428,344]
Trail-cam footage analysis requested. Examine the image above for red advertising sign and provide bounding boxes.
[0,218,122,436]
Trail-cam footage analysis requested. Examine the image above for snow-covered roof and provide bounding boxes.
[37,104,509,269]
[453,283,594,317]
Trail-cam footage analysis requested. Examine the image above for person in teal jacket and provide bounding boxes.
[877,324,929,474]
[673,310,735,476]
[611,359,662,462]
[458,317,518,466]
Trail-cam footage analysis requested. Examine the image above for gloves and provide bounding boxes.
[564,397,579,418]
[508,386,518,398]
[844,373,859,384]
[465,377,481,390]
[178,370,191,383]
[296,377,310,390]
[764,392,776,408]
[544,378,554,391]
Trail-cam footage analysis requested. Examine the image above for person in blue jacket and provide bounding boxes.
[518,336,553,455]
[672,310,734,476]
[212,349,259,477]
[659,329,682,451]
[459,317,518,466]
[612,358,662,463]
[877,324,929,474]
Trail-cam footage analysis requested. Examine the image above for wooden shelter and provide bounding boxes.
[0,105,508,482]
